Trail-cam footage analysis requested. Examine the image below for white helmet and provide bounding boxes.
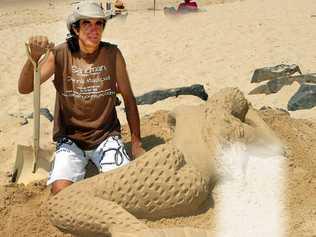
[66,1,110,31]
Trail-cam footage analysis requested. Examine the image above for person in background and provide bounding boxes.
[178,0,198,12]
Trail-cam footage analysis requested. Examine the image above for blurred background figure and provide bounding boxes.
[114,0,125,10]
[178,0,198,12]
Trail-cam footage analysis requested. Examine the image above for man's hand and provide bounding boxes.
[28,36,54,62]
[131,140,145,159]
[18,36,55,94]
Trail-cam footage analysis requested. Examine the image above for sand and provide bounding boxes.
[0,0,315,236]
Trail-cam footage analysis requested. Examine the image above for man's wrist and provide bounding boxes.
[131,134,142,146]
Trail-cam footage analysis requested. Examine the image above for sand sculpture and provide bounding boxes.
[46,87,279,237]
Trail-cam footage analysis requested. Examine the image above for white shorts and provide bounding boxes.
[47,135,131,185]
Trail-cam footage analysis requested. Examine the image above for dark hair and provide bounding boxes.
[66,19,106,53]
[66,20,80,53]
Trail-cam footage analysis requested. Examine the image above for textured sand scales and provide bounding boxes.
[47,144,210,236]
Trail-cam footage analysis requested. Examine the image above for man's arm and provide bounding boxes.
[115,49,145,158]
[18,36,55,94]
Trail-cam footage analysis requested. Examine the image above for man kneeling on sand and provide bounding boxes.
[18,1,144,194]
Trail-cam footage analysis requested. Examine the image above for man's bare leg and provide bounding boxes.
[51,180,73,195]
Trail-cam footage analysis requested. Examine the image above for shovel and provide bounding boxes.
[11,43,54,184]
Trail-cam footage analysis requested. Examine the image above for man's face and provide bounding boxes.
[77,18,105,48]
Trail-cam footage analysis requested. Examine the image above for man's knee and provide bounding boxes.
[51,180,73,195]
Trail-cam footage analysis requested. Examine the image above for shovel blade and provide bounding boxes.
[11,144,54,184]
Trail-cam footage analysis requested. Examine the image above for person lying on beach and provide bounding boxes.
[164,0,198,15]
[178,0,198,12]
[18,1,144,194]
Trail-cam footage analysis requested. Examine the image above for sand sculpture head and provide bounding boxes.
[203,87,250,144]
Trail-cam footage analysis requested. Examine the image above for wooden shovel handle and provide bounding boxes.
[25,43,50,173]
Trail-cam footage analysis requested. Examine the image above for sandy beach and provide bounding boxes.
[0,0,315,236]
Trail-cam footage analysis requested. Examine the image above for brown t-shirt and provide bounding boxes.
[52,42,121,150]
